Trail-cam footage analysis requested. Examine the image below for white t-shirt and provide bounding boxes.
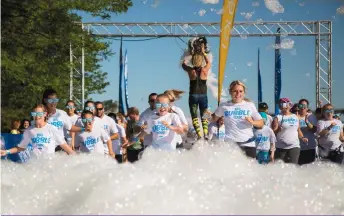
[145,113,182,151]
[112,124,126,155]
[138,107,156,146]
[64,114,79,142]
[98,115,119,154]
[275,114,300,149]
[299,114,318,150]
[214,101,262,147]
[75,125,110,154]
[18,124,65,156]
[47,109,73,138]
[171,105,188,144]
[208,124,226,141]
[317,119,343,151]
[254,125,276,151]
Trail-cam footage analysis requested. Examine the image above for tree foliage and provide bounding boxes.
[1,0,132,132]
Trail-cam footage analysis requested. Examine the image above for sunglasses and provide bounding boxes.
[279,103,289,108]
[31,112,45,117]
[77,110,82,113]
[82,118,94,123]
[324,109,334,114]
[85,106,95,111]
[96,107,104,111]
[46,98,59,104]
[298,104,308,109]
[149,99,155,103]
[155,103,169,108]
[66,105,76,109]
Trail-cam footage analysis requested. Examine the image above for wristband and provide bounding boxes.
[81,127,85,132]
[6,150,11,155]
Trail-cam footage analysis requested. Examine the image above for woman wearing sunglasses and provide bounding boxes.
[272,98,308,164]
[164,89,188,148]
[1,104,75,157]
[317,103,344,164]
[297,98,318,165]
[212,80,264,158]
[136,94,184,151]
[74,110,114,156]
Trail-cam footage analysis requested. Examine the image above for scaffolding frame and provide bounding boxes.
[70,21,332,108]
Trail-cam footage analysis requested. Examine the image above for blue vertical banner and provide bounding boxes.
[275,28,282,115]
[124,49,130,111]
[258,48,262,104]
[118,38,125,115]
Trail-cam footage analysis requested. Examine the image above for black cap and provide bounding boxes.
[258,102,268,110]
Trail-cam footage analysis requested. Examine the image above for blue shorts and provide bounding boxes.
[256,150,270,164]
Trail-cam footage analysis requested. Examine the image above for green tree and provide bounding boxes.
[1,0,132,132]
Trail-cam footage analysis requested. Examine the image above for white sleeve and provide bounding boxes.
[176,108,188,125]
[75,118,83,127]
[316,120,326,135]
[109,118,118,134]
[214,104,225,117]
[101,129,110,142]
[53,129,67,146]
[17,130,31,149]
[250,104,262,120]
[172,114,182,127]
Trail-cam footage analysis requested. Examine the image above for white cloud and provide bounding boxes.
[201,0,219,4]
[198,9,206,16]
[264,0,284,14]
[337,5,344,14]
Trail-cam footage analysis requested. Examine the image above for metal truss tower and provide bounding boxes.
[70,21,332,107]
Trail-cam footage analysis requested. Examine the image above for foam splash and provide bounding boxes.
[198,9,207,16]
[252,1,260,7]
[241,12,254,20]
[2,142,344,215]
[273,38,295,50]
[337,5,344,14]
[201,0,219,4]
[264,0,284,14]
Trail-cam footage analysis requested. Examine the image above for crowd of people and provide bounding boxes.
[1,36,343,165]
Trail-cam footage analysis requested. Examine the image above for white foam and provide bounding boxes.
[2,143,344,214]
[264,0,284,14]
[252,1,260,7]
[273,38,295,50]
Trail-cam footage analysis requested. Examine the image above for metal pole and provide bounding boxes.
[81,24,85,109]
[328,21,332,104]
[69,42,73,100]
[315,22,320,108]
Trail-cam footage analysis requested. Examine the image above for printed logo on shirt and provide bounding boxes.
[152,121,169,135]
[255,134,269,143]
[83,136,99,151]
[48,117,64,130]
[331,125,341,133]
[224,108,251,119]
[31,133,51,149]
[213,129,225,139]
[104,125,108,130]
[281,118,298,126]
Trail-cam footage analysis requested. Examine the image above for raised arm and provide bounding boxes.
[182,60,193,73]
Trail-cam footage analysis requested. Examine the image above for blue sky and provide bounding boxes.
[80,0,344,117]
